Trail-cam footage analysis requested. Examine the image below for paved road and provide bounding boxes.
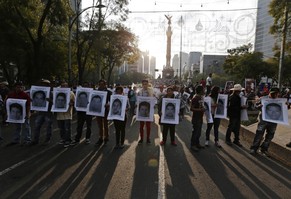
[0,114,290,199]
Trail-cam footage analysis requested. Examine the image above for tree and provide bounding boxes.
[98,25,140,84]
[223,44,276,84]
[0,0,71,84]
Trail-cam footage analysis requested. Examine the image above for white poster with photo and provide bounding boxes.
[136,96,156,122]
[241,96,249,121]
[204,97,213,123]
[224,81,234,93]
[6,99,27,123]
[107,95,128,121]
[161,98,180,124]
[51,87,71,112]
[30,86,51,111]
[86,90,107,117]
[214,94,228,119]
[261,98,289,125]
[75,87,93,112]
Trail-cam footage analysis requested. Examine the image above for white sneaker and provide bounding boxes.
[205,140,209,146]
[215,141,222,148]
[85,139,91,144]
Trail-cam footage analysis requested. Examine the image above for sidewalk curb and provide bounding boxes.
[220,119,291,167]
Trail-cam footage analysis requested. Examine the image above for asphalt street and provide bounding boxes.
[0,114,290,199]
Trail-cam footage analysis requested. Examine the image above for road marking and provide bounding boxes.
[157,127,165,199]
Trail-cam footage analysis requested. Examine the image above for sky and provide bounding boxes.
[82,0,258,73]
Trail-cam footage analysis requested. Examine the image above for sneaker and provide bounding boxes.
[138,139,143,144]
[21,141,31,146]
[233,141,243,147]
[95,138,103,146]
[6,141,19,146]
[191,145,199,152]
[160,141,165,146]
[85,139,91,144]
[64,142,70,148]
[205,140,209,147]
[70,140,79,146]
[171,141,177,146]
[58,140,65,145]
[215,141,222,148]
[146,139,151,144]
[225,140,233,146]
[260,150,270,157]
[286,142,291,148]
[119,144,125,149]
[250,149,257,155]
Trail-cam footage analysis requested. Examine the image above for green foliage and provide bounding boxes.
[116,71,152,85]
[223,44,277,83]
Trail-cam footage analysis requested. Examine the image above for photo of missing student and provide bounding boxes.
[30,86,50,111]
[6,99,27,123]
[224,81,234,93]
[51,88,71,112]
[261,98,289,125]
[161,98,180,124]
[75,87,93,112]
[107,95,127,121]
[214,94,228,119]
[204,97,213,123]
[136,96,156,122]
[86,90,107,117]
[245,78,256,93]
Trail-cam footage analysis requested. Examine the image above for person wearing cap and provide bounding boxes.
[5,81,32,145]
[250,87,288,156]
[30,79,53,146]
[225,84,247,147]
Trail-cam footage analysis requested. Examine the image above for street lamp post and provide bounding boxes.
[68,1,105,84]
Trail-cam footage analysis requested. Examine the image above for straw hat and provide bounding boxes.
[230,84,242,91]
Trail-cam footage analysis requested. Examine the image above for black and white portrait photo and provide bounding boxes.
[262,98,288,125]
[136,96,156,122]
[107,95,127,121]
[225,81,234,93]
[30,86,50,111]
[6,98,26,123]
[214,94,228,119]
[75,87,92,112]
[204,97,213,123]
[86,91,107,117]
[161,98,180,124]
[51,87,71,112]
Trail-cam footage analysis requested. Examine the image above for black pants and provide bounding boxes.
[114,118,127,145]
[225,117,241,142]
[75,112,92,141]
[162,124,175,142]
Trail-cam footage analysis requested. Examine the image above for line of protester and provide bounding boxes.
[0,78,290,155]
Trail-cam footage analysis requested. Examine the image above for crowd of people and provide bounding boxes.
[0,76,290,157]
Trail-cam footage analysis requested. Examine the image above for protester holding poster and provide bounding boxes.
[5,82,31,145]
[205,86,222,148]
[137,79,154,144]
[250,87,290,156]
[225,84,247,147]
[56,81,75,148]
[190,85,205,151]
[158,87,178,146]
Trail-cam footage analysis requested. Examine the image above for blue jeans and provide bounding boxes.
[206,116,221,142]
[34,113,53,142]
[191,119,203,146]
[57,120,72,142]
[13,119,31,143]
[250,120,277,152]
